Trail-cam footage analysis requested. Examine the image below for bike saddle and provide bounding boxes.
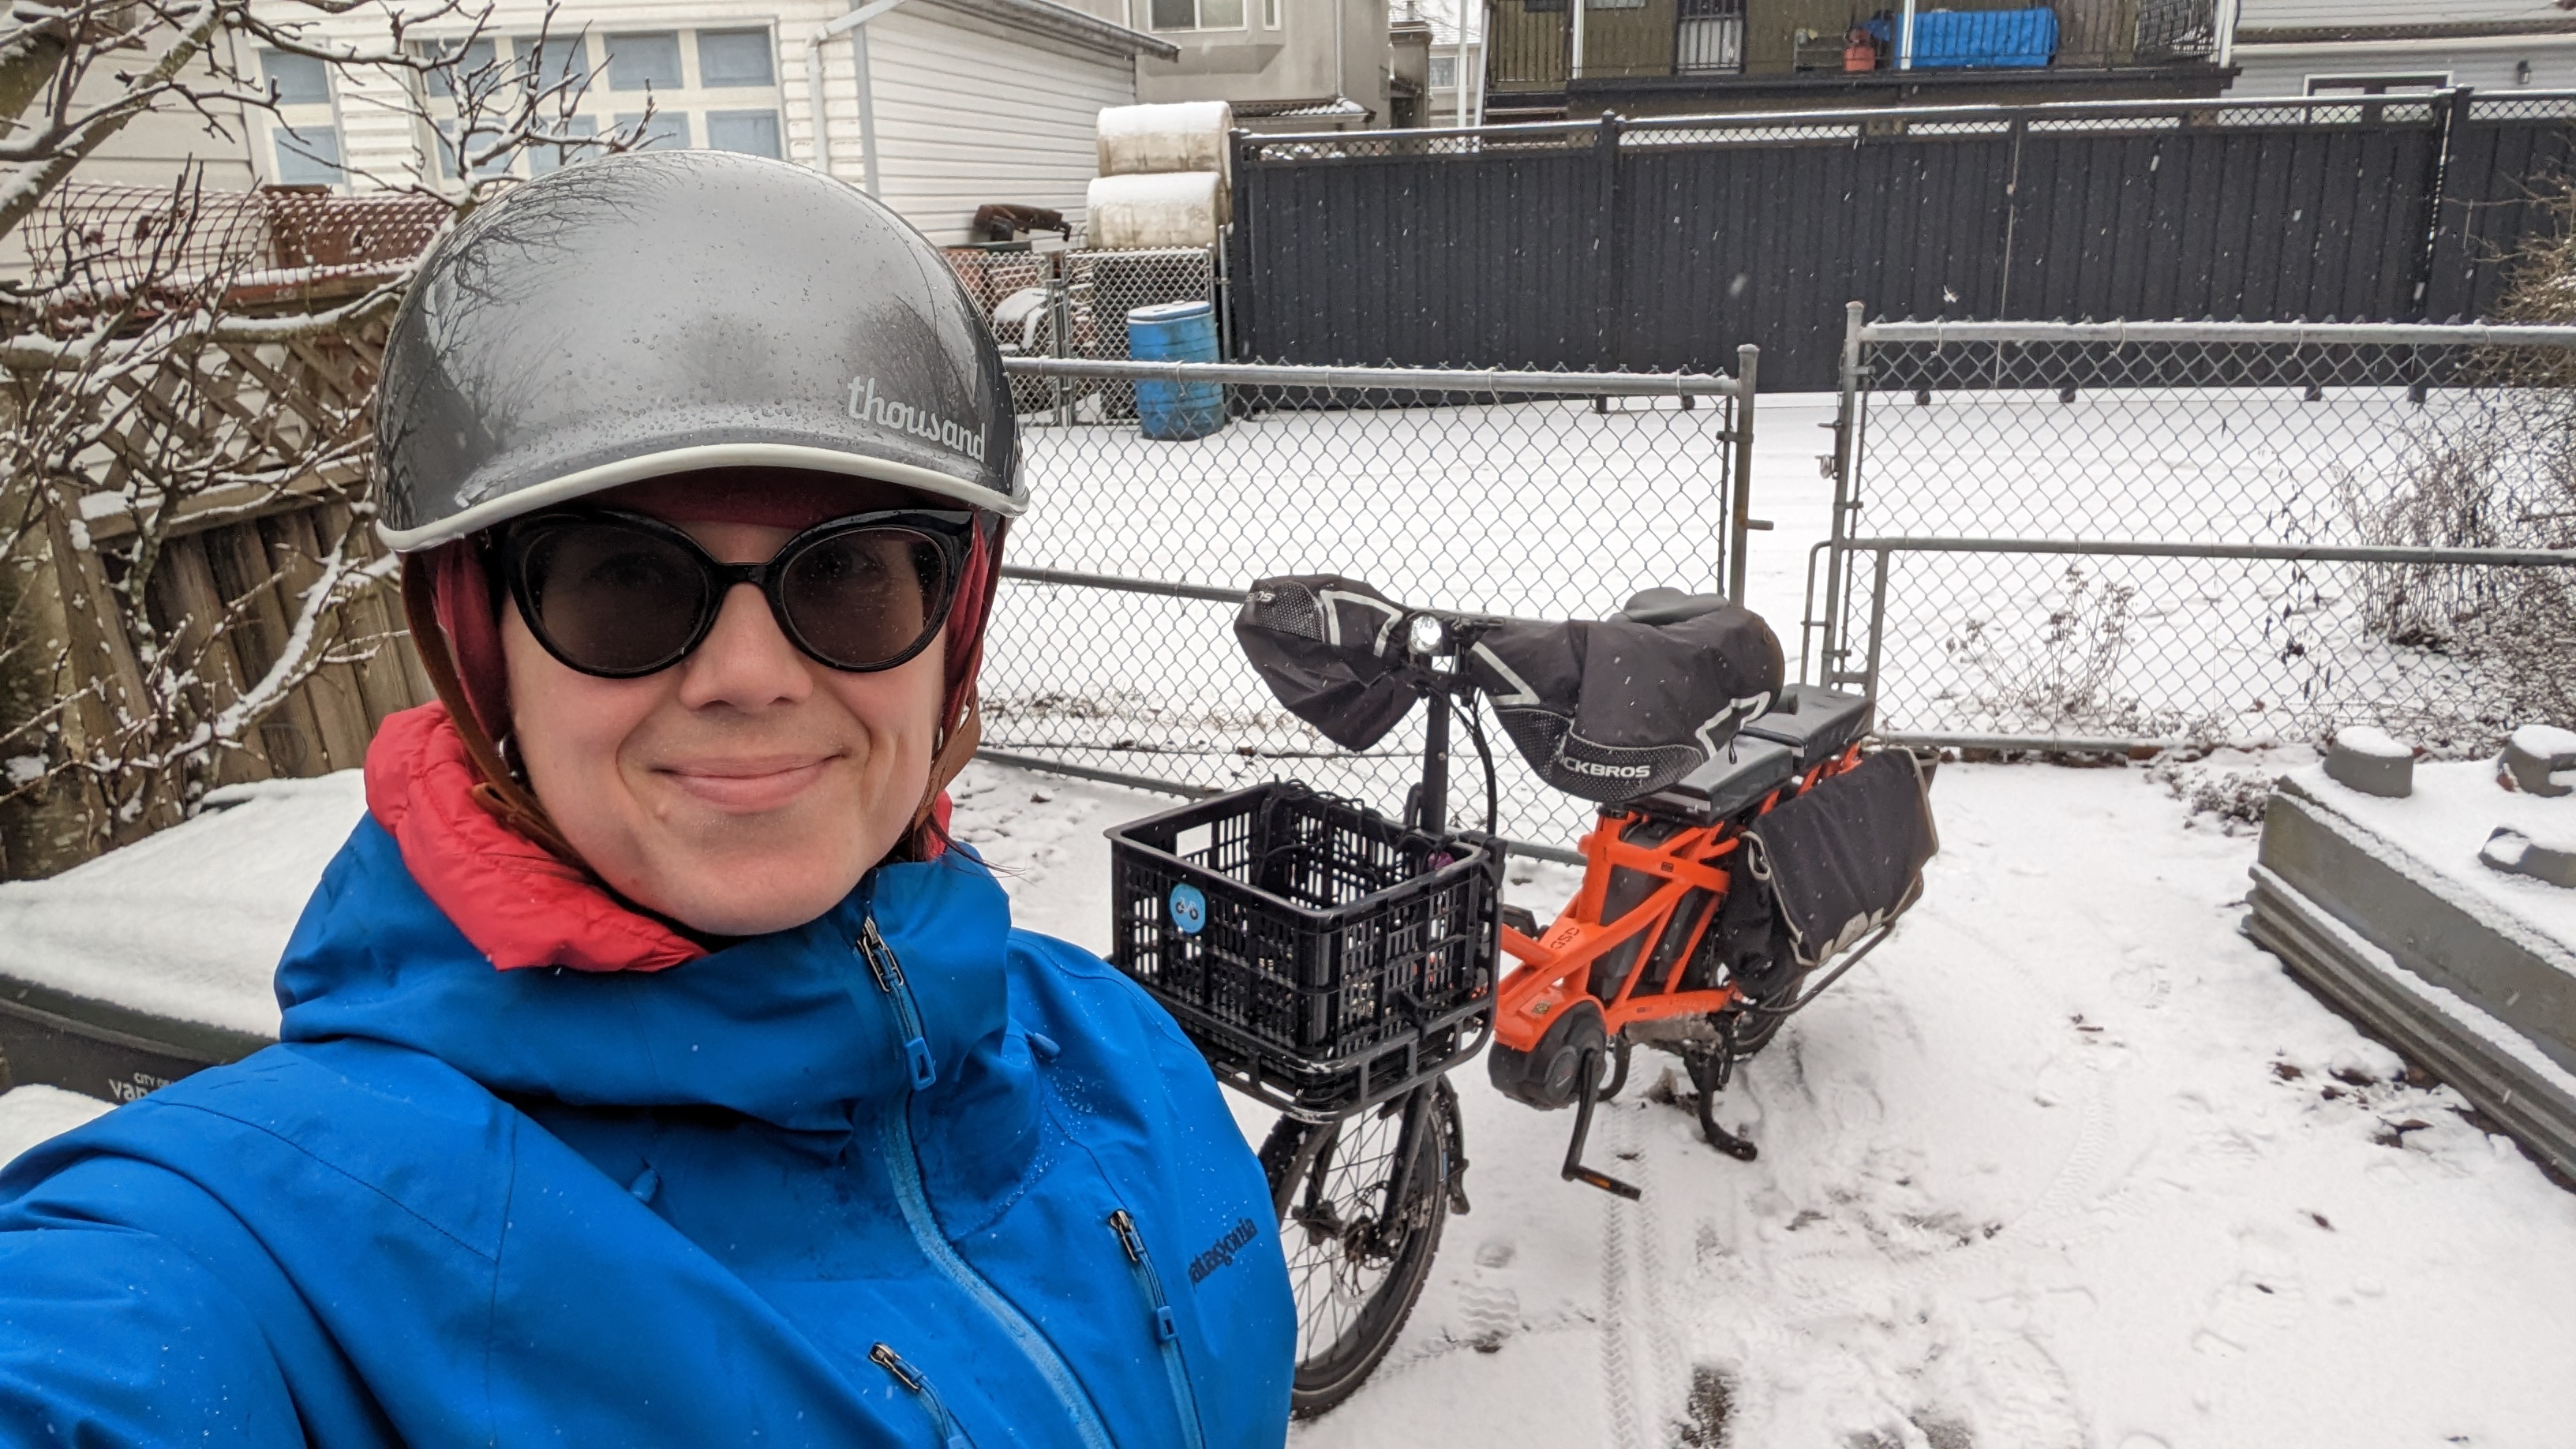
[1615,587,1737,626]
[1739,684,1874,771]
[1637,735,1797,825]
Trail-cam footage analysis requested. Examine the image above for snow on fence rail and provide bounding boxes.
[979,354,1758,854]
[1810,309,2576,753]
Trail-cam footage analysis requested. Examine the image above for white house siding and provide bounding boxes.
[2222,0,2576,98]
[35,32,260,192]
[2233,0,2565,28]
[863,2,1137,243]
[2229,44,2576,99]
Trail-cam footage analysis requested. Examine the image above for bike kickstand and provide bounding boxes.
[1690,1052,1760,1163]
[1561,1048,1643,1200]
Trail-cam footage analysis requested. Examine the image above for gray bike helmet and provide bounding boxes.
[374,150,1024,552]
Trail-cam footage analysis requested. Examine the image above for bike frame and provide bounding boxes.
[1491,743,1866,1055]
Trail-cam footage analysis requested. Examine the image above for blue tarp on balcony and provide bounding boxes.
[1866,7,2059,69]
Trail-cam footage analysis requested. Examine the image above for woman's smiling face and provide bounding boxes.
[504,482,947,937]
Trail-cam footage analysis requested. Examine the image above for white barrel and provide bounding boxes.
[1085,171,1225,250]
[1097,101,1234,182]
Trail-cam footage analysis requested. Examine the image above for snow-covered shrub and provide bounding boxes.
[2334,190,2576,736]
[1941,564,2199,738]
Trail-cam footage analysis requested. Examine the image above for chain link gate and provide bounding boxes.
[979,353,1760,856]
[1808,309,2576,754]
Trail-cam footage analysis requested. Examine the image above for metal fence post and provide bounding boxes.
[1050,251,1073,429]
[1863,544,1889,703]
[1814,301,1864,683]
[1729,342,1759,603]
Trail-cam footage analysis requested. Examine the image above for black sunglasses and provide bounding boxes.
[498,507,975,679]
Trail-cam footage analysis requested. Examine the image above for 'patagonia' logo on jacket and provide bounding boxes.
[848,376,987,462]
[1188,1219,1260,1285]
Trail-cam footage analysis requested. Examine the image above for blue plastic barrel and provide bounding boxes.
[1126,301,1226,441]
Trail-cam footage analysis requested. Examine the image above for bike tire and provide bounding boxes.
[1726,967,1808,1060]
[1257,1076,1460,1418]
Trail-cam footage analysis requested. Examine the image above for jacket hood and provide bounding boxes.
[275,815,1012,1134]
[364,703,703,975]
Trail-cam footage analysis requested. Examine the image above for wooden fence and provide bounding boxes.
[2,189,446,879]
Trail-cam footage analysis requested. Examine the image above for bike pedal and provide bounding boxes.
[1563,1164,1643,1200]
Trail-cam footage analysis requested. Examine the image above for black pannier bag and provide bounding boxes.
[1235,575,1786,804]
[1738,750,1939,971]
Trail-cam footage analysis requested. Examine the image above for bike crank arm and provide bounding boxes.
[1559,1048,1642,1200]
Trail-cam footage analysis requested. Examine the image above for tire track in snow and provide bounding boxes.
[1599,1101,1644,1449]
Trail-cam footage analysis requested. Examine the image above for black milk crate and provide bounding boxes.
[1108,782,1497,1121]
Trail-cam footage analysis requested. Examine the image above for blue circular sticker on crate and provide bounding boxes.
[1169,882,1208,935]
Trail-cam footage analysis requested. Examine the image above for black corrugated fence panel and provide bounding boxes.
[1226,98,2576,389]
[1233,134,1608,369]
[2424,114,2576,320]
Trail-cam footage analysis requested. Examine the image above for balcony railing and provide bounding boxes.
[1488,0,2220,92]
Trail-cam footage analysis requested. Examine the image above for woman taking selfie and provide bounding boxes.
[0,152,1294,1446]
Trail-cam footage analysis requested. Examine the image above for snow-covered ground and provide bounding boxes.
[3,758,2573,1447]
[0,772,363,1035]
[946,760,2576,1449]
[0,1086,107,1166]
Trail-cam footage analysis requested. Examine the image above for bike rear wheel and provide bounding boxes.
[1257,1076,1462,1417]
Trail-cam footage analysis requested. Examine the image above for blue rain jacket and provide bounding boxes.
[0,818,1294,1445]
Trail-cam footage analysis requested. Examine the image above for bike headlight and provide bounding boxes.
[1407,614,1447,656]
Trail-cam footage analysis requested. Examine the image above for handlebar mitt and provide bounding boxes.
[1466,605,1784,803]
[1234,575,1424,751]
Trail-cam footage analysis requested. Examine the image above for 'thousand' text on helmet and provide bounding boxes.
[373,150,1024,551]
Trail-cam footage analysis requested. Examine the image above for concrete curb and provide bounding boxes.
[2243,785,2576,1181]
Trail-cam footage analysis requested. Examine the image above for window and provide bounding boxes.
[260,49,331,105]
[260,49,340,185]
[527,115,597,175]
[413,26,784,185]
[1428,53,1456,88]
[706,109,781,157]
[2305,73,2447,96]
[697,28,775,87]
[271,125,341,185]
[432,120,518,180]
[420,37,496,98]
[616,110,691,148]
[1263,0,1279,26]
[1149,0,1244,31]
[516,33,590,88]
[605,32,683,90]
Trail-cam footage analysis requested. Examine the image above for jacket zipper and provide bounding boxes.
[863,912,1117,1449]
[870,1342,974,1449]
[1109,1208,1209,1449]
[860,917,938,1091]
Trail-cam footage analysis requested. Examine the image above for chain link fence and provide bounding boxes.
[945,245,1218,420]
[979,355,1757,853]
[1812,314,2576,752]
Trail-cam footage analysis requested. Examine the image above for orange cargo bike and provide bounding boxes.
[1107,575,1938,1414]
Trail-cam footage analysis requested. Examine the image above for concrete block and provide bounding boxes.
[2325,725,2413,798]
[2500,724,2576,798]
[2483,826,2576,889]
